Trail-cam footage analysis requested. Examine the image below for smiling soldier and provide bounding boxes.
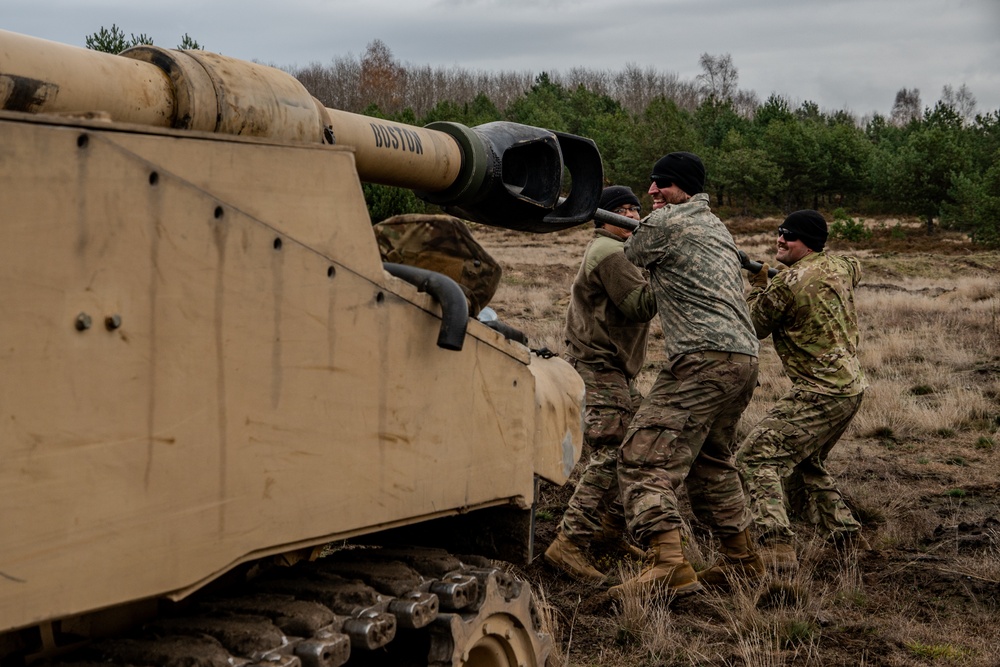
[610,153,764,598]
[738,209,869,574]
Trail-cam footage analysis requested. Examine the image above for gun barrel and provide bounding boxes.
[0,29,602,232]
[0,29,177,126]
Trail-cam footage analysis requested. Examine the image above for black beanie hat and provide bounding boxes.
[781,210,828,251]
[598,185,640,212]
[650,152,706,196]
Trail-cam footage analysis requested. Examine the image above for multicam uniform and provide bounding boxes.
[738,251,867,542]
[621,193,760,545]
[560,229,657,544]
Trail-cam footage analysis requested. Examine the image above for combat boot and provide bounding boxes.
[697,529,766,588]
[599,513,647,560]
[544,532,606,581]
[830,530,872,554]
[621,541,648,560]
[608,529,703,599]
[758,542,799,575]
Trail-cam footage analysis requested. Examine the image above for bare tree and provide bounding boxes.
[890,87,922,126]
[730,89,761,119]
[696,53,738,102]
[360,39,405,113]
[557,67,612,97]
[291,42,705,119]
[610,63,697,114]
[940,83,977,125]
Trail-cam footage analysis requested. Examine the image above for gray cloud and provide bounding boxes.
[4,0,998,117]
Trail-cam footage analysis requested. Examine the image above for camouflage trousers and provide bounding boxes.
[559,362,640,544]
[737,388,865,543]
[617,351,758,545]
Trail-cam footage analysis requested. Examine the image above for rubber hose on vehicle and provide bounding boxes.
[382,263,468,351]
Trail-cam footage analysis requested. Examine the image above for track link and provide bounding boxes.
[42,547,550,667]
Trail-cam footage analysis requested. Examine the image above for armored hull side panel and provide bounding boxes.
[0,113,583,634]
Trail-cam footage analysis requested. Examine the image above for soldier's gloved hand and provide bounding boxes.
[749,263,770,289]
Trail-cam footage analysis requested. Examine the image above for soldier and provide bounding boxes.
[738,210,868,574]
[544,186,657,581]
[609,153,763,599]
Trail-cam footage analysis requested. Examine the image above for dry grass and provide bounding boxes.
[480,216,1000,667]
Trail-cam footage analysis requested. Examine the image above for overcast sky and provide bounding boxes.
[4,0,999,119]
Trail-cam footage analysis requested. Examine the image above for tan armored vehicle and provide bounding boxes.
[0,29,601,667]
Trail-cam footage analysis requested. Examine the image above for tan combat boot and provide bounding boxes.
[758,542,799,575]
[544,532,606,581]
[697,529,766,588]
[598,513,648,560]
[621,541,648,560]
[608,529,703,599]
[831,530,873,555]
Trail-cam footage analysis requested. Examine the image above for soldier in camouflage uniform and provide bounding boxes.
[609,153,764,599]
[543,186,658,581]
[738,209,868,574]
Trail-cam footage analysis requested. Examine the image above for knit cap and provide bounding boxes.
[650,152,706,196]
[598,185,640,212]
[781,209,828,251]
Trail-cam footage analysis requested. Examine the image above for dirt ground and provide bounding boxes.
[475,219,1000,667]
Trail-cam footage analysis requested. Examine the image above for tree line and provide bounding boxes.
[85,29,999,247]
[288,42,998,247]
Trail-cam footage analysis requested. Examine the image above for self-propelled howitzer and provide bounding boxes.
[0,29,588,667]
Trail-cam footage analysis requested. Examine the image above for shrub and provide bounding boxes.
[830,208,873,242]
[780,619,817,648]
[871,426,895,439]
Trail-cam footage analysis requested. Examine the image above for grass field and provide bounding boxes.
[476,216,1000,667]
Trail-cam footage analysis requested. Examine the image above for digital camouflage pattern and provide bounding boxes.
[560,362,640,543]
[746,251,866,396]
[617,353,758,545]
[616,192,759,547]
[738,389,864,541]
[374,214,501,316]
[624,193,759,359]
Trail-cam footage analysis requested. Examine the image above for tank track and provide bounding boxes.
[44,547,551,667]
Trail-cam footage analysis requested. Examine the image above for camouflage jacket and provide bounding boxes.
[563,229,657,378]
[747,251,867,396]
[624,194,759,359]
